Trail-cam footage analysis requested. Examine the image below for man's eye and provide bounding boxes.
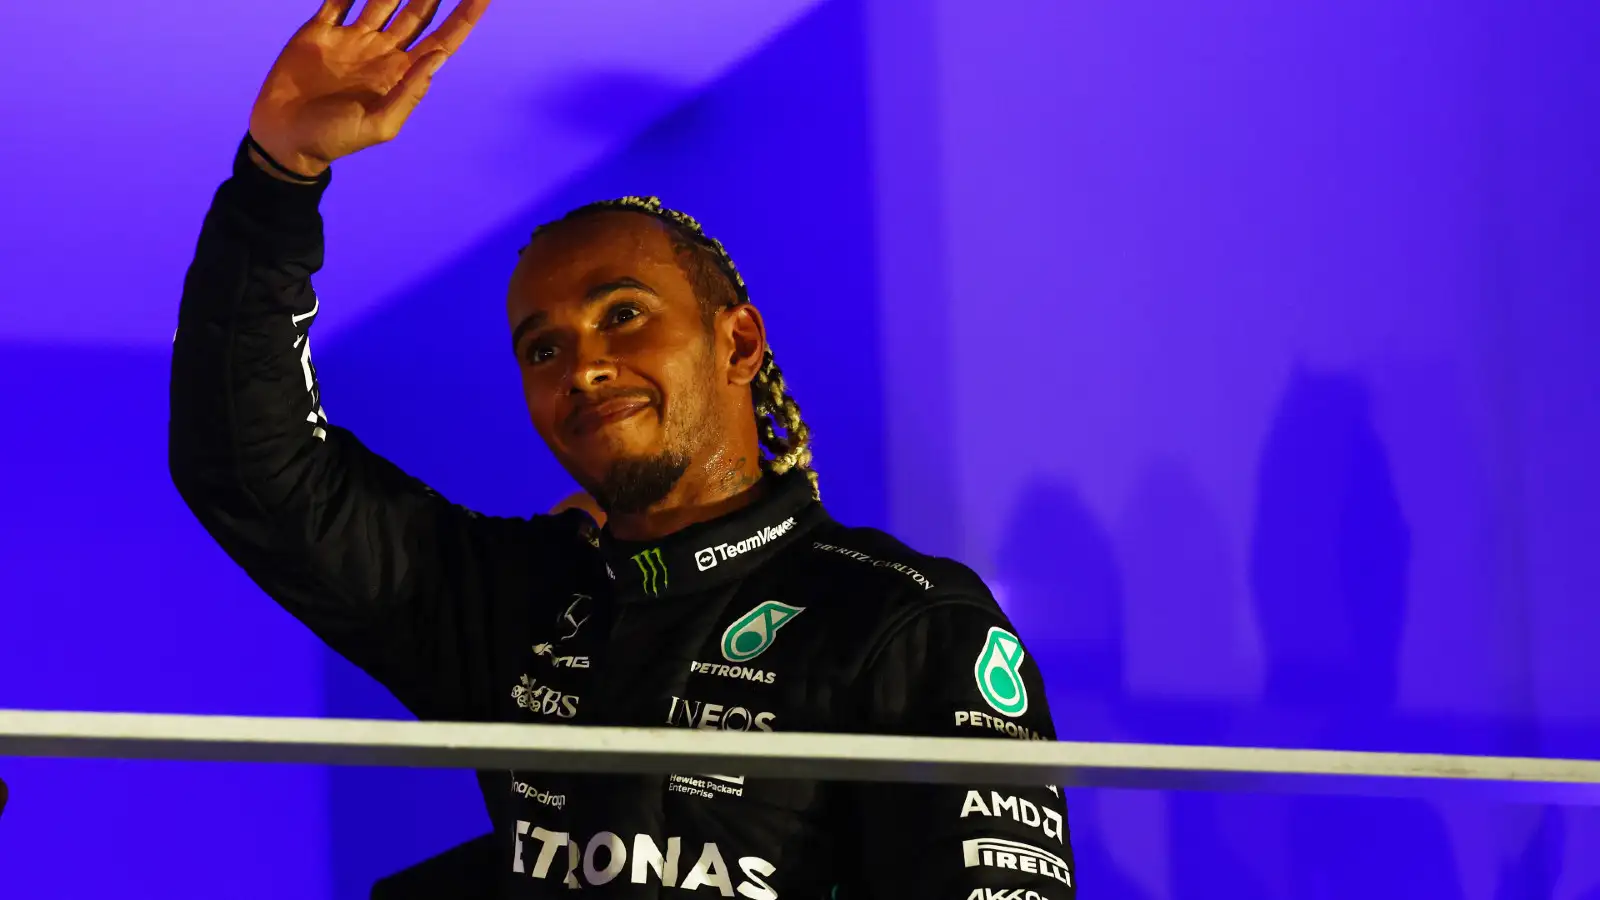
[526,344,557,365]
[607,304,642,326]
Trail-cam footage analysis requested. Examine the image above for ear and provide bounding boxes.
[719,303,767,387]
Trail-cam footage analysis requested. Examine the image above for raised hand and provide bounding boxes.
[247,0,491,179]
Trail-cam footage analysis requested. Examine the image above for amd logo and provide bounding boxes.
[960,790,1065,843]
[666,696,776,732]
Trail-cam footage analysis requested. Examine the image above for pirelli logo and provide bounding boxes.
[962,837,1072,887]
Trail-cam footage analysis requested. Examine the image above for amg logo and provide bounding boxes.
[954,709,1048,741]
[512,826,777,899]
[961,790,1065,843]
[962,837,1072,887]
[966,890,1052,900]
[533,643,589,668]
[690,660,777,684]
[667,696,776,732]
[697,517,797,570]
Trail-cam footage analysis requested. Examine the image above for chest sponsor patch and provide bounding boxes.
[668,773,746,800]
[511,675,580,719]
[953,709,1048,740]
[696,516,797,571]
[963,837,1072,887]
[721,601,804,663]
[511,781,567,810]
[975,626,1029,717]
[512,827,777,899]
[961,790,1065,843]
[690,660,776,684]
[666,696,777,732]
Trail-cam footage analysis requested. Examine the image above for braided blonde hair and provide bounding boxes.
[526,196,819,499]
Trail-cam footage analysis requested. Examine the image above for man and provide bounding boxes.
[169,1,1076,897]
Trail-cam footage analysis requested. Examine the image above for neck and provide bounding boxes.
[606,450,769,542]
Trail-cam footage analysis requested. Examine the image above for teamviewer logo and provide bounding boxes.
[695,547,718,571]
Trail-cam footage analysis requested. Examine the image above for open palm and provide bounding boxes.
[248,0,491,177]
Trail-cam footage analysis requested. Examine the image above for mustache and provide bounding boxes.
[565,387,659,428]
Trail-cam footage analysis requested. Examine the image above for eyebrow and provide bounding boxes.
[510,277,658,351]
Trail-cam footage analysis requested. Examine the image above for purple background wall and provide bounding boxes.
[3,0,1598,897]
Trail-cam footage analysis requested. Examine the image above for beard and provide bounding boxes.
[589,451,692,515]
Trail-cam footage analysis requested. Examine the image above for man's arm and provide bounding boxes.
[846,599,1076,899]
[169,1,514,720]
[171,140,514,720]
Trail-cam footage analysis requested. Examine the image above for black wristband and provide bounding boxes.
[244,132,325,184]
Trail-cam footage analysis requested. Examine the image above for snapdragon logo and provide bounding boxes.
[960,790,1065,844]
[721,601,804,663]
[975,626,1029,717]
[962,837,1072,887]
[512,826,777,899]
[697,517,797,571]
[511,781,566,810]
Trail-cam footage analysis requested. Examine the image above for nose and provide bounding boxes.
[566,334,618,393]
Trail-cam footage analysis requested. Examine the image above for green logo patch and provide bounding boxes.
[721,601,805,662]
[975,626,1029,718]
[631,548,668,597]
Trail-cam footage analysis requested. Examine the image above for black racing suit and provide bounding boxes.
[169,138,1076,900]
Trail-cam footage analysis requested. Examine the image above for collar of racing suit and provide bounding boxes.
[599,470,827,602]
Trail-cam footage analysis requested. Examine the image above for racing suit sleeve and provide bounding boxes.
[168,138,555,721]
[849,600,1076,900]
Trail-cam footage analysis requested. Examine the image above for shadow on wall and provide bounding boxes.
[993,480,1158,900]
[1246,364,1463,898]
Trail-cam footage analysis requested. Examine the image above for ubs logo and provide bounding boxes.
[513,675,580,719]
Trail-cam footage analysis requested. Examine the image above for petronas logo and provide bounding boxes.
[632,548,668,597]
[721,601,805,663]
[975,626,1029,718]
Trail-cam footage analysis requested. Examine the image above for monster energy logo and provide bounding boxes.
[721,601,805,662]
[974,626,1029,718]
[631,547,669,596]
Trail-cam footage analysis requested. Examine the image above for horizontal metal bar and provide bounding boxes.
[3,710,1599,803]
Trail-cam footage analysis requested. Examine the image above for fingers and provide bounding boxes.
[353,0,403,30]
[385,0,443,49]
[370,51,449,139]
[312,0,356,25]
[408,0,491,58]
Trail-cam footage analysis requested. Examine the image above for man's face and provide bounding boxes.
[508,212,742,512]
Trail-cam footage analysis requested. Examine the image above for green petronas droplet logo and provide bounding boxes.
[975,626,1029,718]
[721,601,806,663]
